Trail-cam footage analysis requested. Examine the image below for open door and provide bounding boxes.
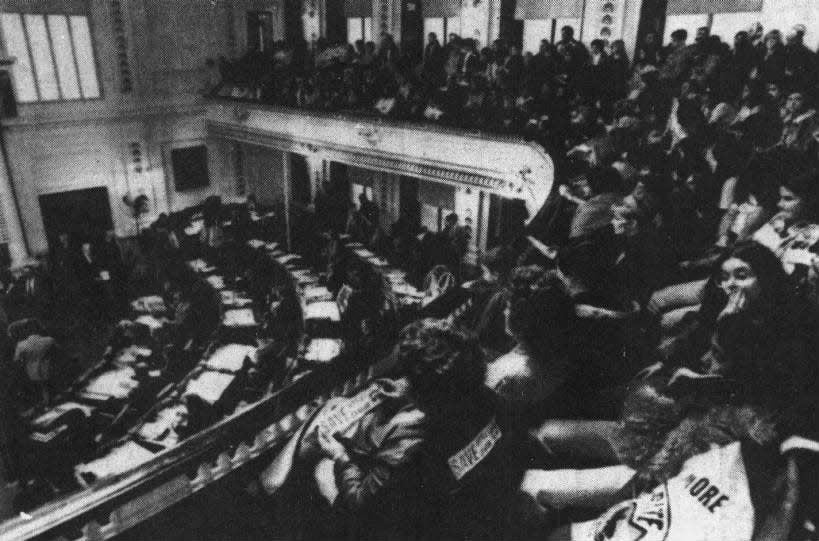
[39,187,114,250]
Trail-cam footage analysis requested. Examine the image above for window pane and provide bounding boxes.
[47,15,81,99]
[347,18,362,44]
[424,18,444,44]
[69,16,100,98]
[363,17,372,42]
[0,13,37,102]
[24,14,59,100]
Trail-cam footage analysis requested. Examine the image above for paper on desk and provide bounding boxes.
[303,285,332,301]
[275,254,301,264]
[77,441,157,480]
[83,366,140,399]
[222,308,256,327]
[138,403,188,442]
[33,401,95,427]
[188,259,209,272]
[367,256,390,267]
[264,241,279,251]
[206,275,226,290]
[303,301,341,321]
[206,344,257,372]
[353,248,374,258]
[392,283,423,298]
[135,315,164,331]
[247,239,266,249]
[184,371,236,405]
[304,338,342,363]
[184,220,204,237]
[131,295,167,314]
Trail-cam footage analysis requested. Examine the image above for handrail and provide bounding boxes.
[208,96,541,148]
[0,357,367,541]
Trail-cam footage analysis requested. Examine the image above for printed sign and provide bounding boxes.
[447,418,502,481]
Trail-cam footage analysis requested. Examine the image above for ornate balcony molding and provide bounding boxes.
[206,101,554,222]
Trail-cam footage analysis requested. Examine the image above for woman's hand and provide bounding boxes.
[317,429,349,462]
[718,290,747,319]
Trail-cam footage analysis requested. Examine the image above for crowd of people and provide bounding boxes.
[230,20,819,541]
[3,17,819,539]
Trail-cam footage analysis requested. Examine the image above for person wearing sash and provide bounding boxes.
[399,319,528,541]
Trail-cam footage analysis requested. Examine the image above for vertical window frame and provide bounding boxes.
[0,11,102,103]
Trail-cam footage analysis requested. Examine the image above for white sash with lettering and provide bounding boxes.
[571,442,754,541]
[447,417,502,481]
[315,385,385,438]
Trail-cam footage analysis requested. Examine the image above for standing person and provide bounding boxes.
[634,32,662,68]
[423,32,445,86]
[6,260,50,323]
[49,232,78,317]
[74,240,106,321]
[99,230,127,314]
[555,26,589,73]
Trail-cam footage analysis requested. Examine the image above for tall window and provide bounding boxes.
[0,13,101,103]
[346,17,372,44]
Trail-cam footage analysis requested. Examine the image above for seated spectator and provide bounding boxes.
[485,267,574,413]
[779,90,819,151]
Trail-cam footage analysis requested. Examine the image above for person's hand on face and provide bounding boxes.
[718,256,761,318]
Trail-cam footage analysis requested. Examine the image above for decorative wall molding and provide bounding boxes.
[206,102,554,222]
[110,0,133,92]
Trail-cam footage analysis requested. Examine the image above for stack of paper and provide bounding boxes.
[206,344,256,372]
[304,338,343,363]
[83,366,140,399]
[353,248,374,259]
[76,441,157,480]
[184,371,236,405]
[222,308,256,327]
[247,239,266,249]
[367,256,390,267]
[303,301,341,322]
[263,241,279,251]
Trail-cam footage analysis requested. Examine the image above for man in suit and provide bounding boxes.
[6,259,50,323]
[74,241,110,321]
[459,39,481,80]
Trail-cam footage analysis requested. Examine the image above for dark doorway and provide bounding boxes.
[39,187,114,251]
[636,0,669,52]
[325,0,347,45]
[247,11,275,52]
[401,0,424,63]
[329,161,350,197]
[399,176,420,231]
[487,194,527,248]
[498,0,523,47]
[290,154,312,206]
